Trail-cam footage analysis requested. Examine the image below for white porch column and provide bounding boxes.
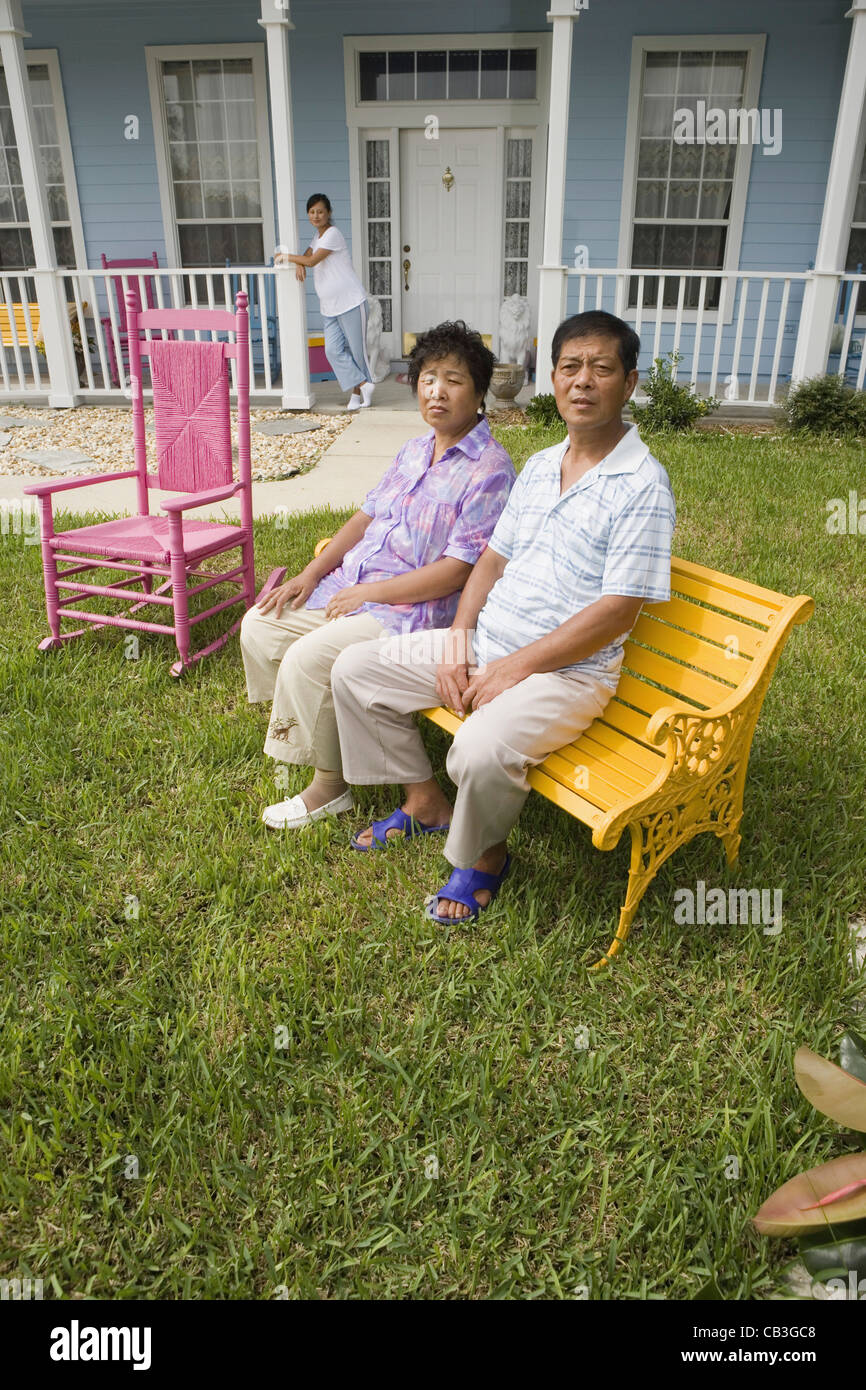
[534,2,581,395]
[258,0,314,409]
[792,0,866,383]
[0,0,79,405]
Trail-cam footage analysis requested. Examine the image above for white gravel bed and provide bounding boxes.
[0,405,351,482]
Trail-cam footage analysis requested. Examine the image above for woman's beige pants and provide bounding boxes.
[331,630,613,869]
[240,604,384,772]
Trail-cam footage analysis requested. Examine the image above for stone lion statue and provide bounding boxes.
[498,294,532,365]
[365,296,391,383]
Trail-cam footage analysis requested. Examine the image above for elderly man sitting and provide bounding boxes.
[330,310,676,923]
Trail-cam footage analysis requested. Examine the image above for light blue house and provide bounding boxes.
[1,0,864,407]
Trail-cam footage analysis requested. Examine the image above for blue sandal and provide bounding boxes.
[424,855,511,923]
[350,806,450,852]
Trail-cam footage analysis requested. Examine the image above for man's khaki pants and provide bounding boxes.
[331,630,613,869]
[240,604,384,772]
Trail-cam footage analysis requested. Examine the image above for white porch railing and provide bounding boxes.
[0,266,283,400]
[2,264,865,406]
[565,268,819,406]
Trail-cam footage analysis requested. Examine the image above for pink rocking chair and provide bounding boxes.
[26,289,278,676]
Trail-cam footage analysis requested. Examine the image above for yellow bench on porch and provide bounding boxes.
[0,301,41,347]
[314,540,813,968]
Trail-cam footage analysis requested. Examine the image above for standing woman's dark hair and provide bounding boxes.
[306,193,332,214]
[407,321,496,415]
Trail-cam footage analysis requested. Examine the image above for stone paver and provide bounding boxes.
[253,418,322,436]
[16,448,95,473]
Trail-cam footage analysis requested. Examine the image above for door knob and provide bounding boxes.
[402,258,411,290]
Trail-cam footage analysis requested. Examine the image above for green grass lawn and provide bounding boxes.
[1,425,864,1300]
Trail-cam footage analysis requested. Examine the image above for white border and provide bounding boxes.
[144,43,276,267]
[344,33,551,357]
[618,34,767,322]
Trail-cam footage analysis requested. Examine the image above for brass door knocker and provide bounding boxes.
[442,166,454,192]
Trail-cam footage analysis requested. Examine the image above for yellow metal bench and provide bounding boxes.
[313,541,813,968]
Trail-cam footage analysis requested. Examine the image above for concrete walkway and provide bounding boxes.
[0,371,536,518]
[1,404,427,519]
[0,374,774,521]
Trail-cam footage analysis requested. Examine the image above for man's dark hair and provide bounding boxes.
[407,321,496,413]
[306,192,332,212]
[551,310,640,376]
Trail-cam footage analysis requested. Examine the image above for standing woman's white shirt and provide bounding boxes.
[310,226,366,317]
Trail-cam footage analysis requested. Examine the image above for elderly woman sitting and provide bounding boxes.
[241,320,515,829]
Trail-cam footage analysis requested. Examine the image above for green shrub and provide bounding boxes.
[779,373,866,436]
[630,351,719,432]
[524,392,562,427]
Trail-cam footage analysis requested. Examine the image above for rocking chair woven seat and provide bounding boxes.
[49,514,242,566]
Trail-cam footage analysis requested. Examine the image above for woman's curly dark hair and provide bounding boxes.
[407,321,495,413]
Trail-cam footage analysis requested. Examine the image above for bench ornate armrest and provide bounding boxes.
[592,591,815,855]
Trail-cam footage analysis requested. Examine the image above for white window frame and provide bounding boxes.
[846,137,866,325]
[344,34,551,360]
[145,43,276,268]
[503,127,542,305]
[618,34,766,323]
[1,48,86,268]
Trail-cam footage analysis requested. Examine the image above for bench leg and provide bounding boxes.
[716,763,747,869]
[721,825,742,868]
[591,822,652,971]
[593,775,748,968]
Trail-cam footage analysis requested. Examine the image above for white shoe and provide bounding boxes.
[346,393,362,411]
[360,383,375,408]
[261,789,353,830]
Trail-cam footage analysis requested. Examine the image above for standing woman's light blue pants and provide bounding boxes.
[322,301,375,393]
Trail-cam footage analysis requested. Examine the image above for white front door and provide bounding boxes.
[399,128,500,347]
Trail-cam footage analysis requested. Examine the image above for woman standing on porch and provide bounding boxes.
[275,193,377,411]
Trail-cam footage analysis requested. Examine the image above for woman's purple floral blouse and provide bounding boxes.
[306,415,515,633]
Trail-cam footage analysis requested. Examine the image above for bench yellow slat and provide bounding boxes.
[641,594,768,659]
[621,641,733,707]
[576,717,666,775]
[598,698,668,751]
[629,613,751,684]
[670,569,780,627]
[427,701,647,808]
[570,734,656,793]
[525,764,604,828]
[672,555,788,611]
[609,671,707,719]
[542,744,646,807]
[422,704,463,737]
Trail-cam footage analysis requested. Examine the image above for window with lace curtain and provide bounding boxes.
[158,56,266,268]
[0,59,78,270]
[628,46,751,311]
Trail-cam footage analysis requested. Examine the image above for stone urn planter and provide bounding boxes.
[489,362,525,401]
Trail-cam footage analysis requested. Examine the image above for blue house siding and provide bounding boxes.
[557,0,850,383]
[22,0,550,335]
[22,2,267,266]
[15,0,858,381]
